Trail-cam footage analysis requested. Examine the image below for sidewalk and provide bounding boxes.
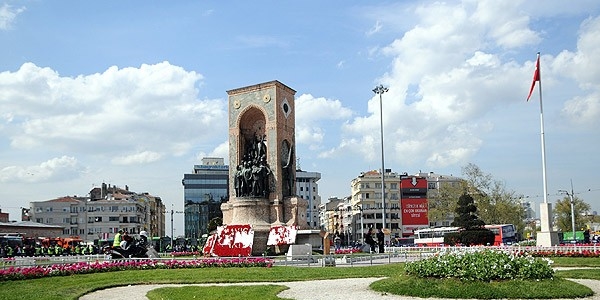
[80,276,600,300]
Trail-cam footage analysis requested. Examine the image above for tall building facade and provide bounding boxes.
[295,170,321,228]
[350,169,402,242]
[182,157,229,239]
[347,170,462,243]
[29,184,166,243]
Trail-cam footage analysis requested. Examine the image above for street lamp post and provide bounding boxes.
[170,205,174,250]
[373,84,389,230]
[170,205,184,250]
[559,181,576,243]
[354,204,364,244]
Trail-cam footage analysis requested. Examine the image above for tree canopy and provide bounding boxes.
[554,195,591,232]
[452,193,485,229]
[429,163,526,234]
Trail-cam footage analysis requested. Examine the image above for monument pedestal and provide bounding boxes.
[221,196,308,255]
[536,202,559,246]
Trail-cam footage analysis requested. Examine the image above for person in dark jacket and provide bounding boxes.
[376,228,385,253]
[364,228,376,253]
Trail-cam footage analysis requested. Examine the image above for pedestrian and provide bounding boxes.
[334,234,341,251]
[377,228,385,253]
[364,228,376,253]
[113,230,123,248]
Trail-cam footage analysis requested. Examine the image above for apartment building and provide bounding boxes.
[29,184,166,243]
[295,169,322,229]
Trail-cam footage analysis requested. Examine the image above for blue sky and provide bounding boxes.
[1,1,599,236]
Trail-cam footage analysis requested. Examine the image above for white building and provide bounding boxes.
[296,170,322,229]
[30,184,166,243]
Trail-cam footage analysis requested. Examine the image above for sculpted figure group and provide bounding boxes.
[234,134,272,198]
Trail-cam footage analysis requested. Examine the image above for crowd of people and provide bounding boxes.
[0,242,99,258]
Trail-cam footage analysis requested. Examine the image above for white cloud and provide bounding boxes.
[562,93,600,125]
[111,151,162,165]
[552,16,600,124]
[339,1,549,168]
[210,141,229,164]
[0,61,227,164]
[0,156,84,182]
[366,20,382,36]
[295,94,353,150]
[555,16,600,89]
[0,4,25,30]
[471,0,540,48]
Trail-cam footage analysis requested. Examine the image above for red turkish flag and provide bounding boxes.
[527,55,540,101]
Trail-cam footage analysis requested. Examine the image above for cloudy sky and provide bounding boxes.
[1,1,599,235]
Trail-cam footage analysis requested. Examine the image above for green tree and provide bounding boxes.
[554,195,591,232]
[452,193,485,229]
[428,179,466,225]
[459,163,526,235]
[446,193,494,246]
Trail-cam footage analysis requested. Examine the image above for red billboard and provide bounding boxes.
[401,198,429,225]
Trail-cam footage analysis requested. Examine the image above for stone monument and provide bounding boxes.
[221,80,308,255]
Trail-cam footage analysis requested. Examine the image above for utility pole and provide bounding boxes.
[559,179,576,243]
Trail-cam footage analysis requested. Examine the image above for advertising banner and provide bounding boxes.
[401,198,429,225]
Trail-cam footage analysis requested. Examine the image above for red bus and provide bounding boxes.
[484,224,517,246]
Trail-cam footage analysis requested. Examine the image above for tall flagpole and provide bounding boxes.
[532,52,558,246]
[536,52,548,204]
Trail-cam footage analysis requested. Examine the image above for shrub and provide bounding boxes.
[405,248,554,281]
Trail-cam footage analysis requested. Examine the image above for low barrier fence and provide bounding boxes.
[2,245,599,269]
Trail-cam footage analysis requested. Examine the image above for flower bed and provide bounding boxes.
[518,249,600,258]
[334,248,361,255]
[405,248,554,281]
[170,251,201,257]
[0,257,273,282]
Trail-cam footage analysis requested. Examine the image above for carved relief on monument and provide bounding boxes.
[280,139,294,197]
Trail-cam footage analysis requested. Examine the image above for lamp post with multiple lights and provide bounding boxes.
[372,84,389,231]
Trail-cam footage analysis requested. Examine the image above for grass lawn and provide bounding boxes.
[552,256,600,268]
[0,259,597,300]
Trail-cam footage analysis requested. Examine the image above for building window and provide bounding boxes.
[428,182,437,189]
[375,183,382,188]
[390,183,398,189]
